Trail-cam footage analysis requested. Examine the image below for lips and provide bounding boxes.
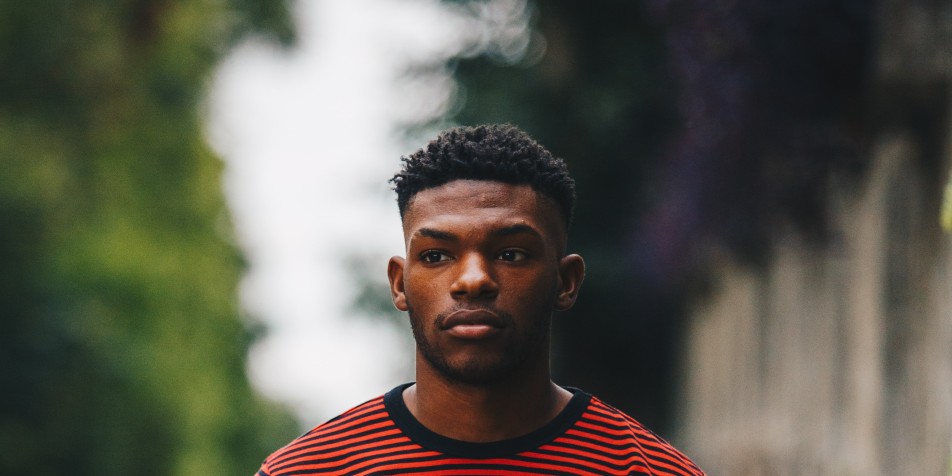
[440,309,504,339]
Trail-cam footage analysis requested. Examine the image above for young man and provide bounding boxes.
[256,124,704,475]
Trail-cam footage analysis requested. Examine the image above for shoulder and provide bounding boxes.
[256,394,397,476]
[575,395,706,476]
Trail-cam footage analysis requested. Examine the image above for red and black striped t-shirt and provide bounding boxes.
[257,384,704,475]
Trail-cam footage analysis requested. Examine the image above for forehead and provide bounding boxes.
[402,180,565,240]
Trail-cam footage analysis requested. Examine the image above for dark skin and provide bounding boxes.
[387,180,585,443]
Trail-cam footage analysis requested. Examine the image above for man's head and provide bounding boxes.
[387,124,585,386]
[391,124,576,233]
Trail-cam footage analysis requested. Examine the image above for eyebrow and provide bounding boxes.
[491,223,543,239]
[416,227,458,241]
[413,224,543,242]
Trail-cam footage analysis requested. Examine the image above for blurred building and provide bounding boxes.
[679,0,952,473]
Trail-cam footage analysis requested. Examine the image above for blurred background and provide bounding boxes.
[1,0,950,475]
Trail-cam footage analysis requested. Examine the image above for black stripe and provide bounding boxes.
[553,432,693,472]
[317,401,385,430]
[298,413,390,443]
[359,458,594,475]
[569,424,632,442]
[270,432,410,470]
[528,445,649,472]
[283,448,436,475]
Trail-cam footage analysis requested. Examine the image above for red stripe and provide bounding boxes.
[282,440,430,473]
[311,400,385,433]
[522,449,644,474]
[273,429,407,470]
[626,425,699,476]
[355,457,593,476]
[271,422,401,465]
[546,436,651,461]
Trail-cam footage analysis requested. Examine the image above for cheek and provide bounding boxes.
[505,269,559,299]
[404,271,442,305]
[405,272,428,292]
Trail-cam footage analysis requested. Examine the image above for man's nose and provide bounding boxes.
[450,253,499,299]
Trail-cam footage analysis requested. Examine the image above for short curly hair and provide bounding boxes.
[391,124,576,226]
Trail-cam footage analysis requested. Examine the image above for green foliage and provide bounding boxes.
[0,1,297,474]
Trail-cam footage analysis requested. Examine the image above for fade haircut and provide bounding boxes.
[391,124,576,226]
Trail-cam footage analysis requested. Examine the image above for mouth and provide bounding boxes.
[440,309,504,340]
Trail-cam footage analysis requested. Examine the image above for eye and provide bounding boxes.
[497,249,528,262]
[420,250,451,263]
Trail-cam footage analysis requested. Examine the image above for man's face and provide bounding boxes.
[388,180,584,385]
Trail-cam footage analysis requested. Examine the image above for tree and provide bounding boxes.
[0,1,297,474]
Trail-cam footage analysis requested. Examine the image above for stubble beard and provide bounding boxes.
[407,304,551,386]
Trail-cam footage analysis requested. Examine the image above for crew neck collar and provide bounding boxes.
[383,382,591,458]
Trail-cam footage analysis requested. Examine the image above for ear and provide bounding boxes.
[554,254,585,311]
[387,256,409,311]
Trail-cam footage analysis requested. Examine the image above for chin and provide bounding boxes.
[446,363,511,386]
[429,353,520,386]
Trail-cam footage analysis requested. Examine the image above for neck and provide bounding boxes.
[403,353,573,442]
